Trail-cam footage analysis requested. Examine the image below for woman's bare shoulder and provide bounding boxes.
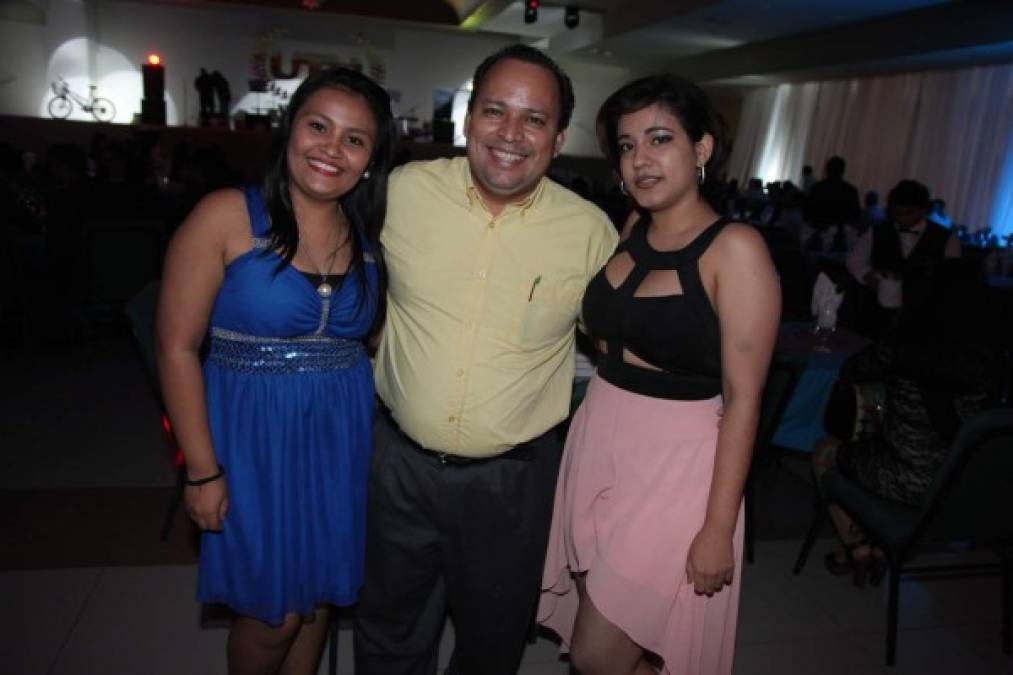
[176,187,250,242]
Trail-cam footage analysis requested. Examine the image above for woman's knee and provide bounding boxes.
[278,612,305,637]
[570,631,643,675]
[251,613,303,649]
[569,638,610,675]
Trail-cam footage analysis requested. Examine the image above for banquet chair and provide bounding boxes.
[85,219,164,330]
[792,408,1013,665]
[124,280,161,392]
[124,280,186,540]
[768,246,811,321]
[743,357,802,563]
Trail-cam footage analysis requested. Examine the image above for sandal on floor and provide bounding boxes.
[824,545,886,588]
[823,550,854,576]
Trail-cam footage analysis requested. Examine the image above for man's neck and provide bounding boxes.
[469,173,539,218]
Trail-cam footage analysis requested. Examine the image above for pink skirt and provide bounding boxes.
[539,375,743,675]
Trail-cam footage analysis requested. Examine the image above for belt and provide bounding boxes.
[206,327,365,374]
[378,403,538,465]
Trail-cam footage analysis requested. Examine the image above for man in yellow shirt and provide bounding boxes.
[354,45,618,675]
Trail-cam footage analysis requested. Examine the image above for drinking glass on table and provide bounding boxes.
[812,306,836,352]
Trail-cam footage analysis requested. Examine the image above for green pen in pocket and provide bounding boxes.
[528,275,542,302]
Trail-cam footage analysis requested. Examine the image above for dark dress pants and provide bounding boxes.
[353,411,562,675]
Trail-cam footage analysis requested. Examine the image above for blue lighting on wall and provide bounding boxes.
[990,135,1013,240]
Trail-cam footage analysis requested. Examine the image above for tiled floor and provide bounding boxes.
[4,542,1008,675]
[2,337,1009,674]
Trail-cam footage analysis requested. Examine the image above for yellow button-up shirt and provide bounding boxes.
[375,157,618,457]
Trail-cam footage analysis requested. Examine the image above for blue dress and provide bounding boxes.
[196,186,377,625]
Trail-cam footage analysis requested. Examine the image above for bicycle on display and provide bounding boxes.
[48,77,116,122]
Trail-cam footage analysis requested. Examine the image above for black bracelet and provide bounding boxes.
[185,464,225,487]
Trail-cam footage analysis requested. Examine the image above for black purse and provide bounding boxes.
[824,380,886,441]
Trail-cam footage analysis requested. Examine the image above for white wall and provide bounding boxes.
[0,3,52,119]
[556,57,638,159]
[0,0,635,156]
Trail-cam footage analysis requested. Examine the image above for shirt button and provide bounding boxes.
[487,222,495,229]
[455,368,464,377]
[477,270,487,280]
[448,415,456,423]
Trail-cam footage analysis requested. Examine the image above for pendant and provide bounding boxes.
[317,282,333,298]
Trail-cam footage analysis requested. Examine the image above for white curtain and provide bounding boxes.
[725,87,777,184]
[726,62,1013,235]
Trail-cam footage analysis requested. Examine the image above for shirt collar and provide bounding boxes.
[895,221,924,235]
[461,158,545,217]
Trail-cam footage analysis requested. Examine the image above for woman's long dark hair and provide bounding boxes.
[262,67,397,334]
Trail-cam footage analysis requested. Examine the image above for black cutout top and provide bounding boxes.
[582,216,728,400]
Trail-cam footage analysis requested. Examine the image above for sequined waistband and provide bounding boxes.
[206,327,366,374]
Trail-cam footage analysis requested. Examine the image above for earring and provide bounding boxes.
[619,179,627,195]
[362,169,371,180]
[697,164,706,185]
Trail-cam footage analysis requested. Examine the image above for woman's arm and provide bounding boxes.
[156,188,246,531]
[687,223,780,595]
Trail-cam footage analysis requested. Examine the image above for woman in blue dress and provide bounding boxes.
[157,68,395,674]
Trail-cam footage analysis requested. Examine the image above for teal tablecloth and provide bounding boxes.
[771,323,869,452]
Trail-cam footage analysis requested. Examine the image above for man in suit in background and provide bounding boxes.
[846,179,960,333]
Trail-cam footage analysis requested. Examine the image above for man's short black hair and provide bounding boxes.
[888,179,931,210]
[468,44,575,131]
[825,156,846,179]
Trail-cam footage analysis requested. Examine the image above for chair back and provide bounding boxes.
[911,409,1013,547]
[86,219,164,311]
[752,358,801,465]
[769,247,810,320]
[124,279,162,397]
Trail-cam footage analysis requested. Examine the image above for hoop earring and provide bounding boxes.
[619,179,627,195]
[697,164,706,185]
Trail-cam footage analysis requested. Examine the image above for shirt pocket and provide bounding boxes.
[514,276,583,347]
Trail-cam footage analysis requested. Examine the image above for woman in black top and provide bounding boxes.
[539,75,780,675]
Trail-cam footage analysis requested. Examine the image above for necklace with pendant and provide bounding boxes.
[306,212,349,298]
[317,276,335,298]
[311,248,338,298]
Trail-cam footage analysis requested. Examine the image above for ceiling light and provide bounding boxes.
[564,6,579,29]
[524,0,538,24]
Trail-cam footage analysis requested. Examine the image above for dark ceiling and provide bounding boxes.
[208,0,460,25]
[122,0,1013,85]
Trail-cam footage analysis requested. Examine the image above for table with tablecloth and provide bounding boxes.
[771,322,870,452]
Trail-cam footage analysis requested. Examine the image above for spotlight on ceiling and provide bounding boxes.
[524,0,538,24]
[564,5,580,29]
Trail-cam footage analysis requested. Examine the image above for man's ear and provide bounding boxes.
[553,130,566,158]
